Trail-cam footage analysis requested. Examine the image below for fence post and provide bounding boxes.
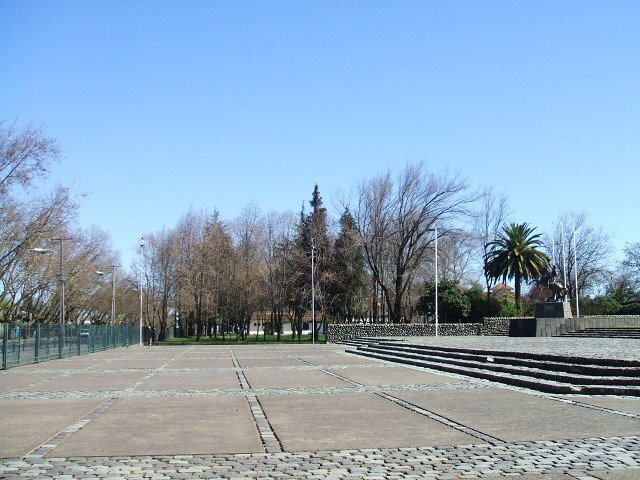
[58,323,63,359]
[35,324,40,363]
[77,325,81,356]
[2,324,8,370]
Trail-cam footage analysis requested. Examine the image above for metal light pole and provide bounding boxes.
[561,219,567,297]
[427,227,439,337]
[572,218,579,318]
[96,265,119,346]
[434,227,438,337]
[311,239,316,345]
[96,266,117,324]
[139,237,145,346]
[33,237,69,358]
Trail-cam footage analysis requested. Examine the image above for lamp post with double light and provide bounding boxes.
[96,265,119,346]
[32,237,70,357]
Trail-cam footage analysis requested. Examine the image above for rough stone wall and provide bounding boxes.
[326,316,640,342]
[326,323,483,343]
[563,316,640,333]
[482,318,525,335]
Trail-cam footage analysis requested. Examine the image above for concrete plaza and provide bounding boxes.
[0,339,639,479]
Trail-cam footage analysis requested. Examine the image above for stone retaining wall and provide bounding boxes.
[482,317,524,335]
[326,316,640,342]
[560,315,640,334]
[326,322,483,343]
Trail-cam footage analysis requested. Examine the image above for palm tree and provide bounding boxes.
[485,223,549,306]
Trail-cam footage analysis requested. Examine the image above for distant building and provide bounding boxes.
[492,283,514,299]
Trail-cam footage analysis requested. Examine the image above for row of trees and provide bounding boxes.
[136,189,369,341]
[2,120,638,340]
[0,120,128,326]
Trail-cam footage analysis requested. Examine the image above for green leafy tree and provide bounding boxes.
[289,185,331,340]
[327,208,367,321]
[464,283,500,322]
[417,279,471,323]
[484,223,548,307]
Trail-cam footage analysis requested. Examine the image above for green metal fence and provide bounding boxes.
[1,322,144,369]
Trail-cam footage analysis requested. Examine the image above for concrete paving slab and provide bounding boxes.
[0,373,56,391]
[50,396,263,456]
[138,370,241,390]
[20,371,148,392]
[3,343,640,478]
[279,345,345,354]
[236,356,307,368]
[86,359,170,369]
[230,347,285,359]
[567,396,640,416]
[168,357,235,369]
[243,368,351,389]
[172,349,232,360]
[41,357,107,369]
[299,353,384,366]
[391,387,640,442]
[258,392,479,451]
[0,398,104,458]
[589,469,640,479]
[326,365,465,386]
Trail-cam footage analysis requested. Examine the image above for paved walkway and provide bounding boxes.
[1,339,639,479]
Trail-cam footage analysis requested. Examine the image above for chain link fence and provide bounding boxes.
[1,322,147,369]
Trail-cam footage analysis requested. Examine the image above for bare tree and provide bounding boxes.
[262,210,297,340]
[229,204,265,340]
[352,163,475,323]
[1,131,73,286]
[437,228,478,285]
[623,242,640,290]
[474,186,510,301]
[0,120,60,197]
[142,229,178,341]
[174,209,209,339]
[545,212,612,298]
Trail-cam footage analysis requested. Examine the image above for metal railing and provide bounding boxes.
[1,322,145,369]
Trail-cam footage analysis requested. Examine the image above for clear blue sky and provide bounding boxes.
[2,1,639,268]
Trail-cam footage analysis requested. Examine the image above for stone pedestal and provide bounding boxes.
[535,302,573,319]
[509,302,574,337]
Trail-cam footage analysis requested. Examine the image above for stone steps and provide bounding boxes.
[559,327,640,339]
[346,340,640,396]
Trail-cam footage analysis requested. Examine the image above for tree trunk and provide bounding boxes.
[515,272,521,307]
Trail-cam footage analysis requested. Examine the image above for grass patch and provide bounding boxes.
[159,333,326,345]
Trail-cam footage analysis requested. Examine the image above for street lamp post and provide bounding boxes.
[139,237,145,346]
[33,237,69,358]
[311,239,316,345]
[96,265,119,346]
[427,227,439,337]
[572,218,579,318]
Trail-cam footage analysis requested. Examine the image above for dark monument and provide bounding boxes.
[509,265,573,337]
[533,265,573,319]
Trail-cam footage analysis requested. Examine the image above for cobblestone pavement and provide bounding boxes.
[1,436,639,479]
[1,341,639,479]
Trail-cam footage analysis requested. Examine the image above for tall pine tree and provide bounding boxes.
[328,208,367,321]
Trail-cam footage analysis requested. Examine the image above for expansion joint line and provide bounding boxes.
[24,346,194,459]
[229,347,283,453]
[278,349,506,446]
[544,395,640,420]
[25,398,119,459]
[124,345,194,392]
